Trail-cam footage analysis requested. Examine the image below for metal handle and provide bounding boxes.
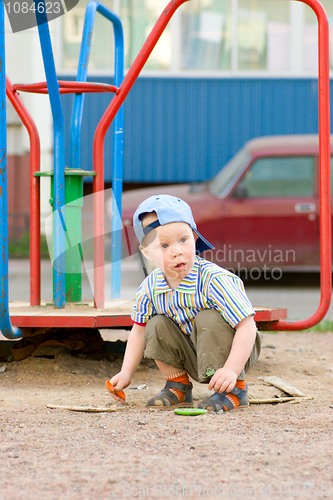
[295,202,316,213]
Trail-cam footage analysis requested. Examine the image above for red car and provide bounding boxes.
[121,135,333,274]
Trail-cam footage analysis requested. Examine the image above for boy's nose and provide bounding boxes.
[170,245,183,256]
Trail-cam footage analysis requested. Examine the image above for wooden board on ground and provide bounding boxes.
[46,404,126,412]
[258,376,307,397]
[249,396,313,404]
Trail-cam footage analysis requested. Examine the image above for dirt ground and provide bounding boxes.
[0,329,332,500]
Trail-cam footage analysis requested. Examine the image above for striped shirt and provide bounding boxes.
[131,256,255,335]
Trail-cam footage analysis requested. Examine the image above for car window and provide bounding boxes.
[209,147,251,197]
[237,156,315,198]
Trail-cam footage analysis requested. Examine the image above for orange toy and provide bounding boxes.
[105,380,126,401]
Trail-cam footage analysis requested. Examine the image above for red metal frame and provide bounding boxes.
[92,0,332,327]
[6,76,41,306]
[273,0,331,330]
[92,0,191,309]
[13,81,118,94]
[5,0,331,332]
[6,77,118,308]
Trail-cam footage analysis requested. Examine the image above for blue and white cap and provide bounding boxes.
[133,194,214,254]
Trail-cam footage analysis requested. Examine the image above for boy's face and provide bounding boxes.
[140,221,197,286]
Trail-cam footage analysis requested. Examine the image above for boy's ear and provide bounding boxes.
[193,231,199,242]
[139,245,154,262]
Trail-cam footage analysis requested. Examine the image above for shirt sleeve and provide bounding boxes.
[131,279,155,325]
[209,274,255,328]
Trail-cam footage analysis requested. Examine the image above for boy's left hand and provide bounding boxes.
[208,367,238,393]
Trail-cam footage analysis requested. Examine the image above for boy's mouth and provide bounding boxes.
[174,262,186,270]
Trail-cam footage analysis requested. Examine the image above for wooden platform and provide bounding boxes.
[8,301,287,331]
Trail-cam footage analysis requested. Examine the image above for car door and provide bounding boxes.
[219,155,319,272]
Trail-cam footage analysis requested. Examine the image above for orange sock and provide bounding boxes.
[221,380,247,410]
[223,380,246,411]
[164,371,191,403]
[235,379,247,390]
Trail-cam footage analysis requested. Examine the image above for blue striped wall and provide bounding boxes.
[60,77,327,184]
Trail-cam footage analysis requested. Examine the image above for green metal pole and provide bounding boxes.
[37,169,95,304]
[64,174,83,302]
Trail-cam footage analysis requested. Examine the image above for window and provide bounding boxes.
[238,157,315,198]
[120,0,171,70]
[62,0,115,71]
[238,0,290,71]
[60,0,332,75]
[62,0,171,71]
[181,0,233,71]
[304,0,333,72]
[209,147,250,197]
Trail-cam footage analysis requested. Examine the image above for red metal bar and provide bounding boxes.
[13,81,118,94]
[92,0,190,309]
[274,0,331,330]
[6,76,41,306]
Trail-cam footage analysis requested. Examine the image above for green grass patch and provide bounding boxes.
[303,319,333,333]
[264,318,333,334]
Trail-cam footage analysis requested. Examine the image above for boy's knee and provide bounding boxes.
[145,315,178,343]
[194,309,220,328]
[146,315,171,333]
[194,309,234,336]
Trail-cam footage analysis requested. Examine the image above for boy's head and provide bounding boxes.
[133,195,214,254]
[133,196,214,284]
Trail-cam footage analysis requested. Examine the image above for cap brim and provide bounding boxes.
[193,229,215,254]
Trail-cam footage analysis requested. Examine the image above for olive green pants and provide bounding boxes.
[144,310,262,383]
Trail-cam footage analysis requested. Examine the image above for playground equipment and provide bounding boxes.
[0,0,331,340]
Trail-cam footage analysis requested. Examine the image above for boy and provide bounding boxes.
[109,195,262,412]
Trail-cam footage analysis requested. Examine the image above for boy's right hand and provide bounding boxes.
[109,371,131,402]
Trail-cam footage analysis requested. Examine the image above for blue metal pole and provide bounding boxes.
[106,4,124,299]
[69,0,124,299]
[35,0,66,308]
[0,1,22,338]
[70,0,97,171]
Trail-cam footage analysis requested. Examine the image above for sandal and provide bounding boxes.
[147,381,193,409]
[198,384,249,412]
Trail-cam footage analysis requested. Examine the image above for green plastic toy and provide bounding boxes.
[174,408,207,416]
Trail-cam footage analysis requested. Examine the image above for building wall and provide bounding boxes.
[61,76,325,184]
